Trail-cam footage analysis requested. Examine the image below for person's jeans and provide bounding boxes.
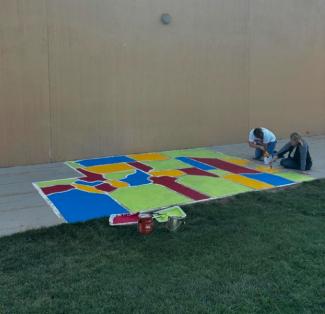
[280,158,312,170]
[255,141,277,160]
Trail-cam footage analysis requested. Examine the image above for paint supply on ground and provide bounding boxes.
[138,213,154,235]
[166,216,184,232]
[153,206,186,223]
[263,152,272,165]
[109,213,139,226]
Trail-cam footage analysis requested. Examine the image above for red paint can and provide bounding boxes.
[138,213,154,235]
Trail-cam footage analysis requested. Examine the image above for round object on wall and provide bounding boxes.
[161,13,171,25]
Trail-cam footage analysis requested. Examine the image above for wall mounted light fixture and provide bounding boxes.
[161,13,171,25]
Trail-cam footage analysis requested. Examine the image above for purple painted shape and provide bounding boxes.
[41,185,74,195]
[181,167,218,177]
[193,158,260,174]
[96,183,117,193]
[151,176,210,201]
[129,161,152,173]
[77,168,105,182]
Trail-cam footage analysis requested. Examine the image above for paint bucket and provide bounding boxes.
[264,156,272,165]
[263,152,272,165]
[166,216,184,232]
[138,213,154,235]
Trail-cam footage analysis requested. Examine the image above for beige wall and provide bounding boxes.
[249,0,325,137]
[0,0,324,167]
[0,0,50,166]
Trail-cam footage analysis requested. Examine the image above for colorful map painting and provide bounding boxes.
[33,148,313,223]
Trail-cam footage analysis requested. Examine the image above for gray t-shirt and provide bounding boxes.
[277,140,310,170]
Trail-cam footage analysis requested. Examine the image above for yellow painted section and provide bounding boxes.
[150,169,184,177]
[109,180,129,188]
[225,158,250,166]
[224,174,274,190]
[129,152,168,161]
[85,163,133,174]
[73,183,105,194]
[255,166,280,174]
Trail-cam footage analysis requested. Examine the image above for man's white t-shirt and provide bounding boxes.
[248,128,276,144]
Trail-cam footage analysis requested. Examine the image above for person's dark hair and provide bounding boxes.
[253,128,264,140]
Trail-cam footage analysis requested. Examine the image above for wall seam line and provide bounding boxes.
[45,0,53,162]
[247,0,251,133]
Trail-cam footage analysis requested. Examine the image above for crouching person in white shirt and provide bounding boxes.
[248,127,277,161]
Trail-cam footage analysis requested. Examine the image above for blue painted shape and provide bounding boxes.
[243,173,295,186]
[121,170,151,186]
[47,189,128,223]
[176,157,215,171]
[76,155,135,167]
[75,180,103,186]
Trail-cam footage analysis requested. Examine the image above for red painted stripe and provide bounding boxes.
[41,185,74,195]
[151,176,210,201]
[129,161,152,172]
[77,168,105,182]
[96,183,117,193]
[193,158,260,174]
[181,167,218,177]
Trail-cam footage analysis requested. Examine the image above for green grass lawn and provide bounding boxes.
[1,180,325,314]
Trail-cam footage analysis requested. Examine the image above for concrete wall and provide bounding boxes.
[0,0,324,167]
[249,0,325,137]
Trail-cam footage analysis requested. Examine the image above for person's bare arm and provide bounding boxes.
[248,141,265,151]
[270,155,278,167]
[270,142,291,165]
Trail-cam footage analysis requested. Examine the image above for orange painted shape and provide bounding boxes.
[224,174,274,190]
[129,152,168,161]
[226,159,250,166]
[85,163,133,174]
[150,169,185,177]
[73,183,105,194]
[109,180,129,188]
[255,166,280,174]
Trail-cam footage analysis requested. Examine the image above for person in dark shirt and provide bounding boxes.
[271,132,312,171]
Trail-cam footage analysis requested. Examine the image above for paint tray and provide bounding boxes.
[109,213,139,226]
[153,206,186,223]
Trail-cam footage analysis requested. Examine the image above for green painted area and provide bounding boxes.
[142,159,189,171]
[163,148,224,159]
[35,149,310,230]
[208,169,232,177]
[104,170,134,180]
[36,178,77,188]
[163,148,247,163]
[218,154,250,161]
[276,172,314,182]
[110,184,191,213]
[65,161,81,169]
[206,152,241,160]
[177,176,252,198]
